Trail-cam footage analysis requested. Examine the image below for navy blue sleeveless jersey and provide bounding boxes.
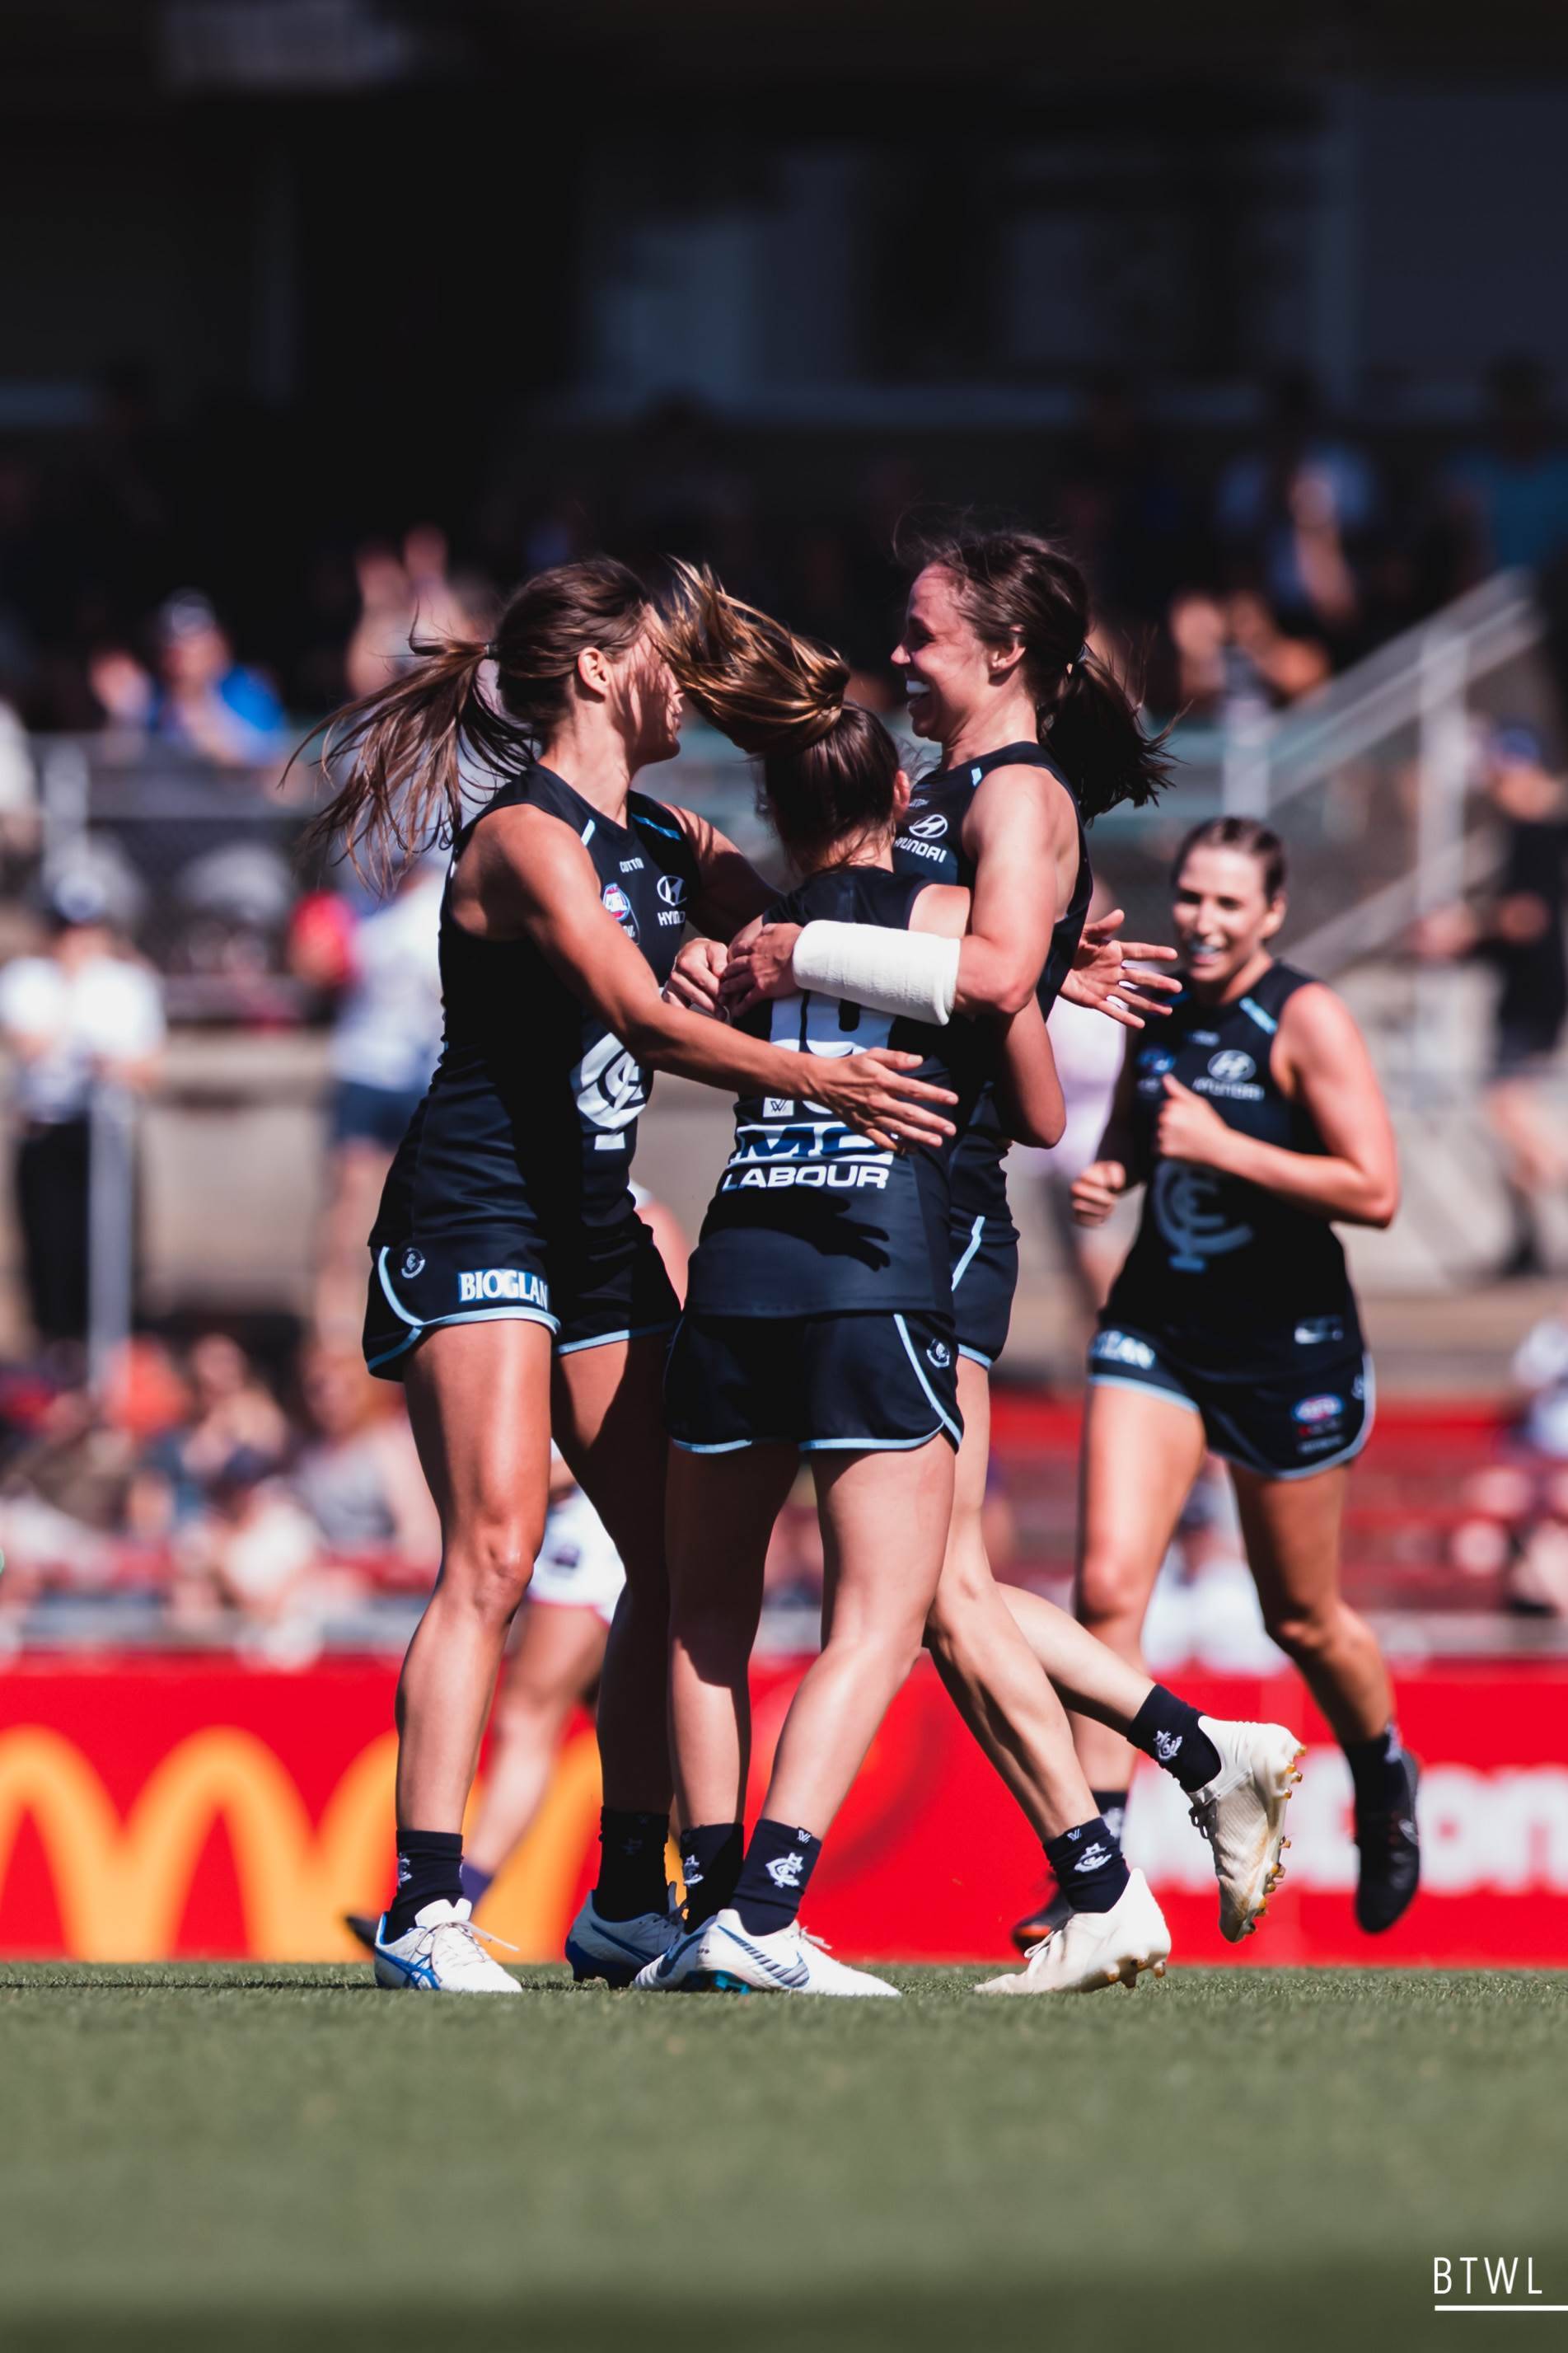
[683,867,985,1318]
[1105,959,1362,1379]
[371,763,699,1248]
[892,741,1091,1226]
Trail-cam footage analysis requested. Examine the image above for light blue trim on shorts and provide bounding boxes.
[950,1212,986,1291]
[957,1344,993,1368]
[893,1314,962,1446]
[671,1427,948,1455]
[556,1319,679,1357]
[371,1245,560,1370]
[1085,1371,1202,1413]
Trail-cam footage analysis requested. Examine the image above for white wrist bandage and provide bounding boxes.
[791,921,959,1026]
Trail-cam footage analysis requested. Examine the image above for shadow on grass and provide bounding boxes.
[0,2256,1491,2353]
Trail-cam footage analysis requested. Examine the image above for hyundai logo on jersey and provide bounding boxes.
[1207,1050,1256,1085]
[656,873,686,907]
[601,883,638,940]
[909,814,948,840]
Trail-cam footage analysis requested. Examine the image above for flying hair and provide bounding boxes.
[297,556,653,887]
[661,561,899,869]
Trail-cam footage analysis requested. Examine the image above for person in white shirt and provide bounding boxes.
[0,877,165,1343]
[297,856,445,1343]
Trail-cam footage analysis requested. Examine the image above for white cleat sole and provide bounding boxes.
[1227,1730,1305,1943]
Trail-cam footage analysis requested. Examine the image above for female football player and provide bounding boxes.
[707,535,1304,1980]
[303,555,957,1993]
[638,578,1179,1996]
[1052,817,1419,1933]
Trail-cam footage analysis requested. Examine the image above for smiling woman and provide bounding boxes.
[1037,813,1421,1942]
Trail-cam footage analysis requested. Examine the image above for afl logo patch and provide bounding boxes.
[601,883,638,940]
[1207,1049,1256,1085]
[909,814,948,841]
[1293,1393,1343,1426]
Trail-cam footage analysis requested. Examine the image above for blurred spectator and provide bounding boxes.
[0,878,165,1343]
[1215,370,1379,651]
[138,1332,291,1529]
[291,1344,438,1566]
[1414,724,1568,1277]
[171,1450,330,1636]
[1018,895,1129,1317]
[1150,588,1331,723]
[1444,357,1568,584]
[91,591,283,764]
[289,855,445,1343]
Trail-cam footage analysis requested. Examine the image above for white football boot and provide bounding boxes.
[1187,1717,1304,1942]
[638,1907,900,1997]
[976,1868,1171,1995]
[372,1898,520,1994]
[564,1889,682,1987]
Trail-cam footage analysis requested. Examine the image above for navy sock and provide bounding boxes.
[1129,1686,1221,1792]
[681,1821,744,1931]
[593,1807,670,1922]
[1093,1788,1130,1849]
[731,1819,821,1936]
[386,1828,464,1939]
[1345,1723,1407,1814]
[1045,1816,1131,1915]
[459,1858,494,1912]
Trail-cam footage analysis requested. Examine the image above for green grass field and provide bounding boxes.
[2,1965,1566,2353]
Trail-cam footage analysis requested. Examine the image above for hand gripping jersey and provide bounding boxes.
[371,764,700,1250]
[892,741,1092,1230]
[683,867,985,1319]
[1104,959,1363,1380]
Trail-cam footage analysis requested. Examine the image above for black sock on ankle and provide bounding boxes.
[1129,1686,1222,1792]
[386,1828,464,1939]
[594,1808,670,1922]
[1044,1816,1131,1915]
[681,1822,745,1931]
[1345,1723,1407,1814]
[731,1819,821,1936]
[1092,1788,1130,1849]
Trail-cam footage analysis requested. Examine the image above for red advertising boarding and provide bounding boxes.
[0,1653,1564,1966]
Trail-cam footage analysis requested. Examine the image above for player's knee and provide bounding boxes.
[1263,1601,1338,1662]
[447,1512,542,1625]
[1075,1548,1148,1635]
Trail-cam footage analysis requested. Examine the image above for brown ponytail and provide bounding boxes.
[899,522,1174,820]
[662,560,899,869]
[301,556,653,882]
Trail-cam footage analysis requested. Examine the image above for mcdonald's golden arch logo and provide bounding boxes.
[0,1725,606,1962]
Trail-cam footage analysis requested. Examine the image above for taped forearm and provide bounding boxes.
[791,921,959,1025]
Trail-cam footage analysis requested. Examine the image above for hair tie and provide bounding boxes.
[484,640,499,660]
[1065,640,1091,675]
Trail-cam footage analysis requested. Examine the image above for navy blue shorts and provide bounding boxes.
[664,1310,962,1455]
[1087,1323,1374,1481]
[948,1212,1018,1368]
[363,1205,679,1380]
[330,1080,426,1151]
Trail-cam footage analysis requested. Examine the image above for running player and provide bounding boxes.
[1049,817,1420,1933]
[637,578,1172,1996]
[709,533,1304,1982]
[303,556,957,1993]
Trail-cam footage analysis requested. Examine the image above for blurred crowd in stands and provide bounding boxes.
[2,359,1568,752]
